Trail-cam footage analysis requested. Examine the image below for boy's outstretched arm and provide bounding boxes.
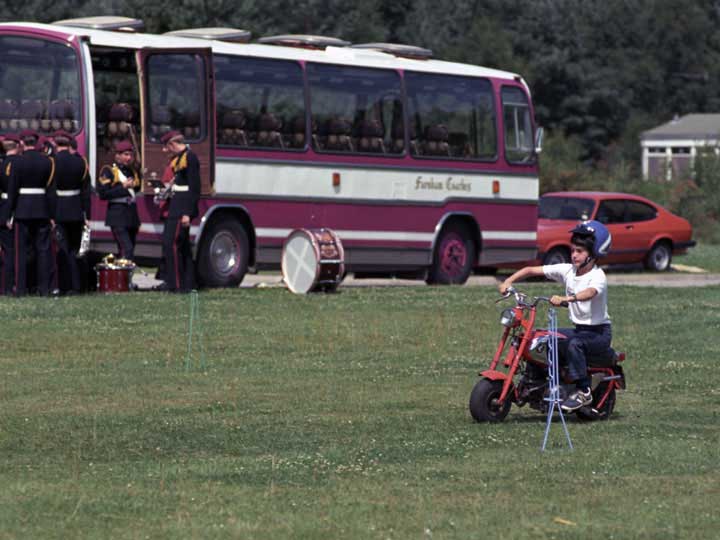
[498,265,545,294]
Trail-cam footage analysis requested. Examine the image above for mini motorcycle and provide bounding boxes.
[469,287,626,422]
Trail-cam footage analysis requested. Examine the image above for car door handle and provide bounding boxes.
[625,225,634,230]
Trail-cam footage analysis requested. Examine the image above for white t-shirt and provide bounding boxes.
[543,263,611,326]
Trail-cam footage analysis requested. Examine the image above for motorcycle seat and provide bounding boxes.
[587,347,619,367]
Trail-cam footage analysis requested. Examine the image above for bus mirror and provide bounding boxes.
[534,127,544,154]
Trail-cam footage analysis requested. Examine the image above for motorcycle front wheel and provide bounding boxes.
[469,378,511,422]
[576,383,616,421]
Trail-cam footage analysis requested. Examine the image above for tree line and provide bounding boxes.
[3,0,720,237]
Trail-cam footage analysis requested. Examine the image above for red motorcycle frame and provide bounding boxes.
[469,287,626,422]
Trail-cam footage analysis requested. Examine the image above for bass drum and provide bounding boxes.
[96,264,133,293]
[282,228,345,294]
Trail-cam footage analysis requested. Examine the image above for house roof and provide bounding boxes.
[641,114,720,141]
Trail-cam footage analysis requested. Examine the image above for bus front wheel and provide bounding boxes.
[426,223,476,285]
[197,219,249,287]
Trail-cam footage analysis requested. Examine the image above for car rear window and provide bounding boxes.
[625,200,657,222]
[539,197,594,220]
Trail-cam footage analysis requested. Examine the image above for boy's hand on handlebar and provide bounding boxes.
[550,295,569,306]
[498,280,512,295]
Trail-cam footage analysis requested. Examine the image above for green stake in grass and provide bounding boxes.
[185,290,207,371]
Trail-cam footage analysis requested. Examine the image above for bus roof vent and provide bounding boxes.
[52,16,145,32]
[257,34,350,50]
[165,27,252,43]
[351,43,433,60]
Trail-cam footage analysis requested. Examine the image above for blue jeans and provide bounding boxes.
[558,324,612,388]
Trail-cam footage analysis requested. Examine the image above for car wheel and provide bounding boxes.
[543,247,570,265]
[644,241,672,272]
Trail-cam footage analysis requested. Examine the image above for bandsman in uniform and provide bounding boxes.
[7,129,55,296]
[49,130,90,294]
[158,130,200,292]
[97,140,141,261]
[0,133,21,294]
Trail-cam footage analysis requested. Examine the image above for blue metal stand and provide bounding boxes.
[185,290,207,372]
[541,308,573,452]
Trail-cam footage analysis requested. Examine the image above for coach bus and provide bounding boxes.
[0,16,541,286]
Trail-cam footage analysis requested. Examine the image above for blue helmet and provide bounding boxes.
[570,220,612,258]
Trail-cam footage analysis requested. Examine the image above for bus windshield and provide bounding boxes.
[0,36,82,134]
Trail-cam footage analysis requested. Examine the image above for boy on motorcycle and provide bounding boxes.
[498,220,612,412]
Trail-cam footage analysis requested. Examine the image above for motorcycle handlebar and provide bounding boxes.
[496,288,568,308]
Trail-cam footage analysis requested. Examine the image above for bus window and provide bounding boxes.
[307,64,403,156]
[502,86,534,164]
[0,36,81,135]
[215,56,305,150]
[146,54,206,143]
[405,73,496,161]
[90,48,140,168]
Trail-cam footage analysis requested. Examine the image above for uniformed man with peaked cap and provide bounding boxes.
[49,130,91,294]
[157,130,200,292]
[97,139,141,261]
[0,133,21,294]
[7,129,55,295]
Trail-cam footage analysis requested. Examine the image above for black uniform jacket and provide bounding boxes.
[168,148,201,219]
[97,163,141,228]
[50,150,91,222]
[8,150,54,220]
[0,154,22,224]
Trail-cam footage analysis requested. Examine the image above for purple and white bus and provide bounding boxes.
[0,17,541,286]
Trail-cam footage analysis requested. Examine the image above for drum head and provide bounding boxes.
[282,230,320,294]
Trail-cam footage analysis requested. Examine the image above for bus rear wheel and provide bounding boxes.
[197,219,249,287]
[426,223,475,285]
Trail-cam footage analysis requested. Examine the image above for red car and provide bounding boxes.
[537,191,695,271]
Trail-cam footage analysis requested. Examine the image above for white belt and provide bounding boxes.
[172,184,189,192]
[19,188,46,195]
[57,189,81,197]
[0,193,7,199]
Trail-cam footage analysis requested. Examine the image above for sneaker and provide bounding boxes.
[561,388,592,412]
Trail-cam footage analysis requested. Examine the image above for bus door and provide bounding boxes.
[136,48,215,203]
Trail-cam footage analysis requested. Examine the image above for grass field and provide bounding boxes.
[680,242,720,272]
[1,284,719,539]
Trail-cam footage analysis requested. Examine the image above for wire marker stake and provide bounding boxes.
[541,307,573,452]
[185,290,207,372]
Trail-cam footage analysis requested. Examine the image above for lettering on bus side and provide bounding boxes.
[414,176,472,192]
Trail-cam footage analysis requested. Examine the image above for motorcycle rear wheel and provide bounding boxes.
[576,383,616,421]
[469,378,511,422]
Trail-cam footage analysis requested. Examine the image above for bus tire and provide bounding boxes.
[197,219,249,287]
[426,223,476,285]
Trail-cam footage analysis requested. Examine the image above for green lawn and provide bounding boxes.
[0,285,718,539]
[679,242,720,272]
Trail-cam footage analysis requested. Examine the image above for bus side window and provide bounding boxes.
[215,55,305,151]
[405,72,497,161]
[307,63,402,157]
[502,86,534,164]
